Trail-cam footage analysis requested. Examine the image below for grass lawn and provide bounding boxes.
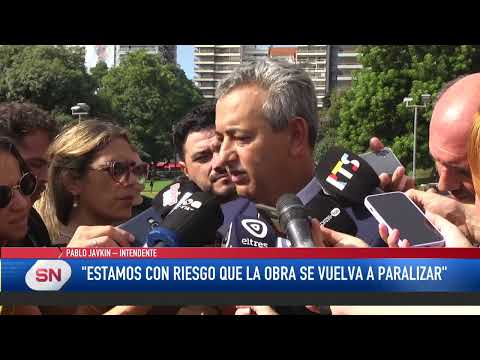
[142,180,173,199]
[141,168,436,200]
[410,168,435,187]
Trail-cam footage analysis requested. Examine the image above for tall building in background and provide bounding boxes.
[193,45,268,99]
[242,45,269,64]
[329,45,362,91]
[194,45,362,106]
[268,47,297,63]
[194,45,241,99]
[296,45,362,108]
[85,45,117,68]
[115,45,177,66]
[82,45,177,70]
[296,45,330,108]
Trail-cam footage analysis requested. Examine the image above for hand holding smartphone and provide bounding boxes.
[360,147,403,176]
[117,207,164,247]
[364,192,445,247]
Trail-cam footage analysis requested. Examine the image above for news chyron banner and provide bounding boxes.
[2,247,480,305]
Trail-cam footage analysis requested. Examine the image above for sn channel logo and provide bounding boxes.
[25,260,72,291]
[326,153,360,191]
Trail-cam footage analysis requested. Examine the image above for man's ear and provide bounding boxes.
[288,117,310,157]
[179,161,188,178]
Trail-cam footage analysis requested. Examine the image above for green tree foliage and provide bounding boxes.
[98,50,204,161]
[0,45,95,115]
[0,46,205,161]
[90,61,109,90]
[87,61,112,117]
[328,45,480,171]
[314,90,344,163]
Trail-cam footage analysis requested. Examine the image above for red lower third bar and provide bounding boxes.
[1,247,480,259]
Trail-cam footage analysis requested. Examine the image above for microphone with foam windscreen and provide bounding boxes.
[118,189,224,247]
[153,191,224,247]
[316,147,381,205]
[276,194,315,248]
[306,194,358,236]
[152,178,202,218]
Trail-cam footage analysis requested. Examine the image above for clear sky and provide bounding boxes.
[177,45,195,79]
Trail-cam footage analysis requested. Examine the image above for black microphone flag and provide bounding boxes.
[316,147,380,205]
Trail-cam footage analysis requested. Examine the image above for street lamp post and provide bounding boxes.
[403,94,431,181]
[71,103,90,123]
[172,122,176,164]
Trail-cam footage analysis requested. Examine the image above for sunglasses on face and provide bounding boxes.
[90,160,149,186]
[0,172,37,208]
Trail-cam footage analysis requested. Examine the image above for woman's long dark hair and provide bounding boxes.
[0,136,30,175]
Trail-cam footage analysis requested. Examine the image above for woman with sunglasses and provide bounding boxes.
[0,137,43,315]
[0,137,37,246]
[38,119,149,245]
[34,120,152,315]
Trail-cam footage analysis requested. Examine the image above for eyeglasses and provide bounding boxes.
[0,172,37,208]
[89,160,149,186]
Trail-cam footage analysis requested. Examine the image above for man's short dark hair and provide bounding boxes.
[173,102,216,161]
[0,102,58,145]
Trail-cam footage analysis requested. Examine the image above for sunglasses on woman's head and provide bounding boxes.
[0,172,37,208]
[90,160,149,186]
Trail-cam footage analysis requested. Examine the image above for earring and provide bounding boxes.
[72,195,79,208]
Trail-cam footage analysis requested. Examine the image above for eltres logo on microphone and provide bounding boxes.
[25,260,72,291]
[240,219,269,247]
[326,153,360,191]
[241,219,268,239]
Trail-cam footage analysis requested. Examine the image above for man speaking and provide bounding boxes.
[213,59,384,247]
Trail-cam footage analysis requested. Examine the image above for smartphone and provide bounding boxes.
[360,147,403,176]
[364,192,445,247]
[117,207,164,247]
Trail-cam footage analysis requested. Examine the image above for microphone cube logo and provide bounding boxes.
[331,208,341,217]
[25,260,72,291]
[180,198,203,211]
[326,153,360,191]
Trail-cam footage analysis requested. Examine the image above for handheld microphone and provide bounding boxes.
[152,191,224,247]
[119,190,224,247]
[152,178,201,218]
[276,194,315,248]
[119,178,202,246]
[316,147,381,205]
[222,215,278,248]
[306,194,358,235]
